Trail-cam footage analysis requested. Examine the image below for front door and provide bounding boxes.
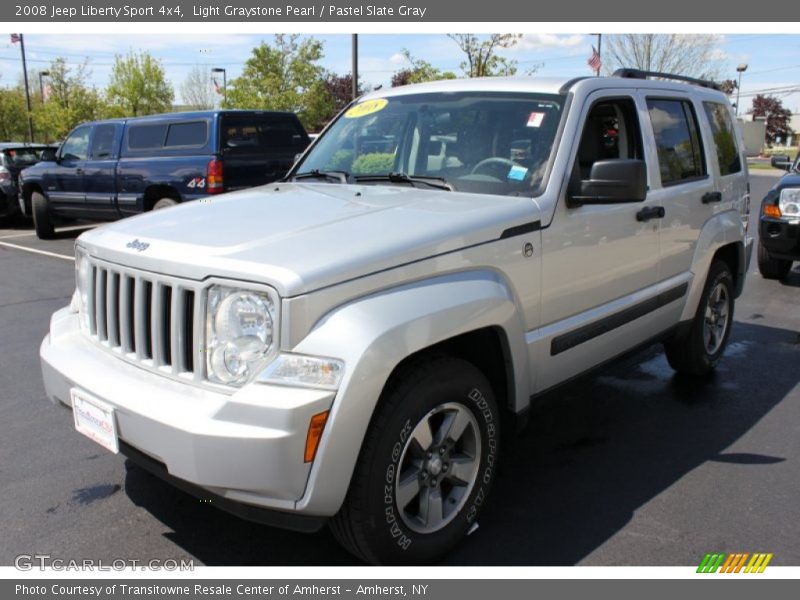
[536,91,664,391]
[45,125,91,214]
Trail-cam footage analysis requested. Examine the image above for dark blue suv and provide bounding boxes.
[19,110,310,239]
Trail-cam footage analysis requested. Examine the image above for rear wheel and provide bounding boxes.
[330,356,500,565]
[665,260,734,376]
[31,191,55,239]
[152,197,178,210]
[757,241,792,280]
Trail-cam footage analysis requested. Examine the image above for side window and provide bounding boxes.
[165,121,208,147]
[127,124,168,150]
[90,124,118,159]
[221,116,309,154]
[575,97,643,179]
[647,99,706,185]
[60,126,91,161]
[703,102,742,176]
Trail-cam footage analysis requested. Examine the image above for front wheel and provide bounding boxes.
[330,356,500,565]
[757,242,792,280]
[665,260,734,375]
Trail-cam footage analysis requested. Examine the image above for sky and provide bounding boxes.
[1,33,799,113]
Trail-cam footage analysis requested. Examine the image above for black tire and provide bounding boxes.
[665,260,734,376]
[330,356,500,565]
[31,191,55,239]
[152,197,178,210]
[757,241,792,280]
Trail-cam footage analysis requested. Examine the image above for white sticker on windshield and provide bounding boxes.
[527,112,545,128]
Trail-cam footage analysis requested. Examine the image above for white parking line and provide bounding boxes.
[0,240,74,261]
[0,224,96,240]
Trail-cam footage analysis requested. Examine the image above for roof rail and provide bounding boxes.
[612,68,721,91]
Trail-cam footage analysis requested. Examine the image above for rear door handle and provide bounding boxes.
[636,206,665,222]
[702,191,722,204]
[76,168,84,175]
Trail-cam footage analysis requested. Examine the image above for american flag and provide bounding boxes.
[212,78,221,94]
[587,46,601,72]
[10,33,22,44]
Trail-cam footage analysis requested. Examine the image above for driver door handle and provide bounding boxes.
[76,168,84,175]
[636,206,665,222]
[702,191,722,204]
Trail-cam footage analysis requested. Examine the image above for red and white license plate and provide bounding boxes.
[71,389,119,454]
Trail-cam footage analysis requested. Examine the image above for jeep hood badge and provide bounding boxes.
[126,239,150,252]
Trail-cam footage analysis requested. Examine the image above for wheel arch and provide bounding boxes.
[143,184,181,211]
[290,269,530,515]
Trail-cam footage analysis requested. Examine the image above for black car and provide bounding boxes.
[758,154,800,279]
[0,143,55,222]
[19,110,310,239]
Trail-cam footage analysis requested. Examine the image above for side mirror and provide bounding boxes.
[770,155,792,171]
[41,147,58,162]
[568,159,647,206]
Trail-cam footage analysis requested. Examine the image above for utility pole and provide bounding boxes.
[352,34,358,101]
[12,34,34,142]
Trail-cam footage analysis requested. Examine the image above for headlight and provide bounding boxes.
[779,188,800,219]
[205,285,277,386]
[74,246,92,329]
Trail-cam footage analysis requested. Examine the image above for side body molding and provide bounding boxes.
[290,270,530,515]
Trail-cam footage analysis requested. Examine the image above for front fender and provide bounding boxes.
[290,270,529,515]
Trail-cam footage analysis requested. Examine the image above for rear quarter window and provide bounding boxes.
[165,121,208,148]
[702,102,742,176]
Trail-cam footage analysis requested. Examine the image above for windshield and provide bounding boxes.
[295,91,565,196]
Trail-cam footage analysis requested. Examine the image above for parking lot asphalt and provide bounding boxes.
[1,172,798,567]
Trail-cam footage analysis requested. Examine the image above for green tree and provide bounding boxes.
[391,50,457,86]
[447,34,522,77]
[0,86,29,141]
[32,58,106,142]
[106,51,174,117]
[225,35,329,129]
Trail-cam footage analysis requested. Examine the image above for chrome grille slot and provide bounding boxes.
[83,258,202,382]
[95,268,108,341]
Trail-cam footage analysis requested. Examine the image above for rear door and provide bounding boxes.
[219,113,310,190]
[640,94,716,286]
[83,122,123,219]
[46,125,91,213]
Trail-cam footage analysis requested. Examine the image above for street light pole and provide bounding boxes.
[735,63,748,116]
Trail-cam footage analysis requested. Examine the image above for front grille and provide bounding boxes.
[85,259,202,381]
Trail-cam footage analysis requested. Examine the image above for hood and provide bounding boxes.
[79,183,540,297]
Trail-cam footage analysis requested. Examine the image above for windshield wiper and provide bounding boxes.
[292,169,350,184]
[353,172,452,191]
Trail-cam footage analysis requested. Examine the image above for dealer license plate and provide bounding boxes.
[71,389,119,454]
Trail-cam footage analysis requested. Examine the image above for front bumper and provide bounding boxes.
[41,307,337,520]
[760,217,800,260]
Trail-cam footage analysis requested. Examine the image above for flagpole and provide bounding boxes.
[17,34,35,142]
[596,33,602,77]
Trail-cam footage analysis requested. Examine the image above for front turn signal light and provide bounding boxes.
[763,204,782,218]
[304,411,330,463]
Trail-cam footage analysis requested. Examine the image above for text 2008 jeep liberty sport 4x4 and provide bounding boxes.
[41,70,752,564]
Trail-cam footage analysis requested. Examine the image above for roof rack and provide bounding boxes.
[612,68,721,91]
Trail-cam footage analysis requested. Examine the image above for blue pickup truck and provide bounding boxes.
[19,110,310,239]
